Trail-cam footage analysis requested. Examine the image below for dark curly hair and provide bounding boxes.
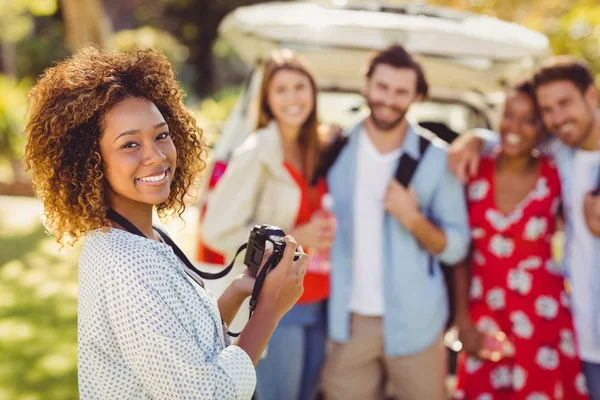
[24,46,207,246]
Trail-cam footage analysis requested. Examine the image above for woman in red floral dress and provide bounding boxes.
[452,81,589,400]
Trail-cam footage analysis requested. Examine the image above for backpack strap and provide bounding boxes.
[311,134,349,186]
[393,130,436,276]
[395,130,432,187]
[419,134,431,155]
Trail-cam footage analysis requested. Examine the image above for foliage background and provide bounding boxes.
[1,0,599,398]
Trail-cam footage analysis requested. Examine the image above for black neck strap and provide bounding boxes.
[106,208,261,338]
[106,208,238,281]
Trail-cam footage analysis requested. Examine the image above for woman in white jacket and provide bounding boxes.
[203,49,337,400]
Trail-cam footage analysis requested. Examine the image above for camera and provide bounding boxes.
[244,224,301,275]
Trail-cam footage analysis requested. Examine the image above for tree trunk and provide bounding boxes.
[60,0,113,51]
[0,43,17,77]
[164,0,272,95]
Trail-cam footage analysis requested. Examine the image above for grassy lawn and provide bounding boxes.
[0,196,200,400]
[0,196,80,400]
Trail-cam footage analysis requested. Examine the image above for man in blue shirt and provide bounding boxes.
[322,45,470,400]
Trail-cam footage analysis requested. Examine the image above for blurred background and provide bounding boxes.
[0,0,599,399]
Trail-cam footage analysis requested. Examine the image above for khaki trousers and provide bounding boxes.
[322,314,447,400]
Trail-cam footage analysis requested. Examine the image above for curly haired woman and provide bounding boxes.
[24,46,308,400]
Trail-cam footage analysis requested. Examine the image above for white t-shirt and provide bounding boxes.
[568,149,600,363]
[350,129,402,316]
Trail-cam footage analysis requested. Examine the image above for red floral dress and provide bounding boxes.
[453,156,589,400]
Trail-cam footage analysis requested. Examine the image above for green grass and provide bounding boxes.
[0,196,80,400]
[0,196,201,400]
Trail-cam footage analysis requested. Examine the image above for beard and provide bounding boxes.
[577,104,597,146]
[367,99,408,131]
[553,107,595,147]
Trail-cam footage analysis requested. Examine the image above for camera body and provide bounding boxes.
[244,224,299,275]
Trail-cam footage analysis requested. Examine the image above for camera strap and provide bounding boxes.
[394,133,436,276]
[249,253,276,310]
[106,208,243,284]
[106,208,268,338]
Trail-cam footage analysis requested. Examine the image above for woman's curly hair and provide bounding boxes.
[24,46,207,246]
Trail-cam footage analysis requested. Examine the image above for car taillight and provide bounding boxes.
[209,160,228,189]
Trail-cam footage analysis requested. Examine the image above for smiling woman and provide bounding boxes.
[99,97,178,236]
[202,49,335,400]
[22,46,308,400]
[24,47,204,246]
[452,81,589,400]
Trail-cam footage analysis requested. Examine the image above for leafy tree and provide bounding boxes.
[153,0,280,95]
[0,76,28,160]
[423,0,600,81]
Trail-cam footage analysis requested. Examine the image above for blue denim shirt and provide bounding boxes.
[326,120,470,357]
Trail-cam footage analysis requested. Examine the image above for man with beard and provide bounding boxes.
[448,56,600,399]
[321,45,470,400]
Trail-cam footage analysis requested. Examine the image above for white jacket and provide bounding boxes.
[203,121,302,261]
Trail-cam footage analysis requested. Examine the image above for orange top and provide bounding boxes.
[284,162,330,304]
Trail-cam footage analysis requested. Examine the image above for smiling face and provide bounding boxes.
[266,68,315,133]
[536,80,597,148]
[499,90,540,157]
[99,96,177,212]
[364,64,420,132]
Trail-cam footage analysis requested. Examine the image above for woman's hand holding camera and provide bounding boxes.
[230,270,258,298]
[258,236,308,318]
[219,246,279,325]
[237,236,308,366]
[226,235,308,313]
